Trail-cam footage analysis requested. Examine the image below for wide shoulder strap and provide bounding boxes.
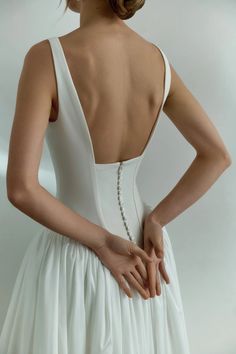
[48,37,66,69]
[151,43,171,104]
[47,37,71,93]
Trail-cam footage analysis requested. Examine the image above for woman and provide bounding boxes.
[0,0,231,353]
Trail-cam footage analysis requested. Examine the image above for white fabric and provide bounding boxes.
[0,37,190,354]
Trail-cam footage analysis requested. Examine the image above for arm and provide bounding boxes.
[147,64,232,227]
[6,40,110,251]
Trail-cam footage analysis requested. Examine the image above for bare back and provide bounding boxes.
[49,29,166,164]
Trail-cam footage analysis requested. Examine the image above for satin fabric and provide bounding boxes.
[0,37,190,354]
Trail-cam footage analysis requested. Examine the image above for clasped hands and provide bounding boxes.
[93,214,170,299]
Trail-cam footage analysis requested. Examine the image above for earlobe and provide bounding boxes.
[68,0,81,13]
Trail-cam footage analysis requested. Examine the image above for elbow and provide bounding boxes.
[7,183,38,207]
[7,188,28,207]
[197,148,232,170]
[217,150,232,169]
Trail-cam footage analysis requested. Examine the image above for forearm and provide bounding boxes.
[148,154,231,227]
[8,184,110,251]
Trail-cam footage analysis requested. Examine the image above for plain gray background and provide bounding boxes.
[0,0,235,353]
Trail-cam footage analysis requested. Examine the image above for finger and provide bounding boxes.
[116,274,133,298]
[130,244,153,263]
[155,264,161,296]
[147,261,157,297]
[154,246,164,260]
[159,260,170,284]
[135,260,148,283]
[130,267,148,289]
[125,272,150,299]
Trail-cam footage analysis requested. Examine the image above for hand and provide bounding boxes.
[92,233,153,299]
[143,215,170,297]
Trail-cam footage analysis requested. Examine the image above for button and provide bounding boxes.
[117,162,136,244]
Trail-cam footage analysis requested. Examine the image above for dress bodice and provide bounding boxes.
[46,37,171,246]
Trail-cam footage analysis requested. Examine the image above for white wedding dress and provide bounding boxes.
[0,37,190,354]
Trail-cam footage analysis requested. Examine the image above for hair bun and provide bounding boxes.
[108,0,145,20]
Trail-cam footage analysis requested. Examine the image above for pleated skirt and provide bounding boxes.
[0,226,190,354]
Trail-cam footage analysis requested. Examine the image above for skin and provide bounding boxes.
[6,0,231,300]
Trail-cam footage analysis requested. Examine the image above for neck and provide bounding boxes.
[79,0,126,30]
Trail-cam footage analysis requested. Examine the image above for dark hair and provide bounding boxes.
[64,0,145,20]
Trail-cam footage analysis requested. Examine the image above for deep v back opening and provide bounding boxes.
[54,37,167,166]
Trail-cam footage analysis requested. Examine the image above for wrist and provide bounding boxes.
[90,229,111,254]
[146,211,164,228]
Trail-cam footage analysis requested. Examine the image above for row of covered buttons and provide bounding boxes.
[117,162,136,243]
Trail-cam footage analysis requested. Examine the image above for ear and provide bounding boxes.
[68,0,81,13]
